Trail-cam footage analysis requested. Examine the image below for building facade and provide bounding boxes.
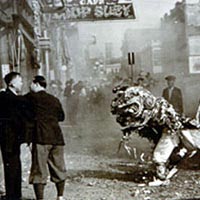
[160,0,200,115]
[0,0,42,90]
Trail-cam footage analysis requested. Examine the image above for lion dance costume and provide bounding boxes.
[111,85,200,180]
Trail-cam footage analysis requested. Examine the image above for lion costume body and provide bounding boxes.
[111,85,200,180]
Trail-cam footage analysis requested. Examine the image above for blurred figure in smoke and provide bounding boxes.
[64,79,74,125]
[136,77,145,87]
[135,71,157,90]
[78,81,89,119]
[49,80,58,96]
[49,80,63,99]
[70,81,84,125]
[88,85,105,119]
[64,80,83,126]
[162,75,183,114]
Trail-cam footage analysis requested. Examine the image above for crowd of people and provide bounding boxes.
[46,73,184,128]
[47,79,113,126]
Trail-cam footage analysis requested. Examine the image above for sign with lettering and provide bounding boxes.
[52,0,136,21]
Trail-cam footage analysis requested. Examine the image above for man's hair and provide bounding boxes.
[4,72,21,86]
[33,75,47,88]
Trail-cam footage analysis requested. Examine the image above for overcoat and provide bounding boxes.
[26,90,65,145]
[162,87,183,114]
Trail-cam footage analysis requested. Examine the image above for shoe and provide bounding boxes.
[148,177,170,186]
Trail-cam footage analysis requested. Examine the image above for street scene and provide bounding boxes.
[1,0,200,199]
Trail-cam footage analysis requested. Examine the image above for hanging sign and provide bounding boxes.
[52,0,136,21]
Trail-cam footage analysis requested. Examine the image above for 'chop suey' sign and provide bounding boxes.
[52,0,136,21]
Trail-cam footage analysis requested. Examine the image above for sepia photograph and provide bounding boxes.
[0,0,200,200]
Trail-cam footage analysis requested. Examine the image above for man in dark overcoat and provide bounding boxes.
[162,75,183,114]
[0,72,32,200]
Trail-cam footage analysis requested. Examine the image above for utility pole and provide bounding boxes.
[128,52,135,84]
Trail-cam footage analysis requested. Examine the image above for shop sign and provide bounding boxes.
[52,0,136,21]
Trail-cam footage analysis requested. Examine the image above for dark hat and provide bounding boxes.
[65,78,74,85]
[33,75,47,88]
[137,77,144,81]
[165,75,176,81]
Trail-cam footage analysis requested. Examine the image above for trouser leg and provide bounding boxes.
[33,183,45,200]
[29,144,49,184]
[47,146,67,183]
[1,147,22,200]
[56,180,65,197]
[153,133,179,179]
[48,146,67,199]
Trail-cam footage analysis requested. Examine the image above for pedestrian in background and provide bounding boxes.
[64,79,74,125]
[162,75,183,114]
[26,75,67,200]
[71,80,84,124]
